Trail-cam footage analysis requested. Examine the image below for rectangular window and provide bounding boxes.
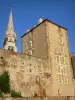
[57,77,62,84]
[29,40,33,47]
[64,77,68,84]
[59,36,64,44]
[60,46,64,53]
[11,46,13,51]
[60,56,64,64]
[8,46,10,50]
[64,66,68,75]
[56,66,61,74]
[56,55,60,64]
[30,50,32,55]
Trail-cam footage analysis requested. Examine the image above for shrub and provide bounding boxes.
[0,71,10,93]
[11,89,22,97]
[0,92,3,97]
[34,92,38,97]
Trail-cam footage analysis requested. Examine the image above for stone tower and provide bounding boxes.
[21,19,74,96]
[3,10,17,52]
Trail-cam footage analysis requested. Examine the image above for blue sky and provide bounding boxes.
[0,0,75,54]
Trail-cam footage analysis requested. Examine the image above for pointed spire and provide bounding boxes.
[3,9,17,52]
[5,9,16,37]
[7,9,14,31]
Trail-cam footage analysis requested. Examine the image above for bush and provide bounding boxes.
[11,89,22,97]
[0,92,3,97]
[0,71,10,93]
[0,71,22,98]
[34,92,38,97]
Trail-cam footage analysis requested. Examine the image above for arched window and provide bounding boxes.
[8,46,10,50]
[5,37,8,41]
[8,46,14,51]
[8,37,10,41]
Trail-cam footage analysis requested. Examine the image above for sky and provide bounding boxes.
[0,0,75,54]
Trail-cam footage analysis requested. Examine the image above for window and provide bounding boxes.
[64,77,68,84]
[32,49,34,55]
[57,77,68,84]
[12,38,14,42]
[8,46,14,51]
[64,57,67,64]
[57,77,62,84]
[8,46,10,50]
[60,46,64,53]
[56,55,60,63]
[60,56,64,64]
[59,37,63,44]
[8,37,10,41]
[20,59,25,66]
[29,40,32,47]
[56,65,61,74]
[5,37,8,41]
[64,67,68,75]
[30,50,32,55]
[11,47,13,51]
[58,27,62,36]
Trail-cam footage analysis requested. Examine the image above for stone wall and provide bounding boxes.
[71,55,75,79]
[0,96,75,100]
[0,48,52,97]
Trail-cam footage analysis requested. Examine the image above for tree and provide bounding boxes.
[0,71,10,93]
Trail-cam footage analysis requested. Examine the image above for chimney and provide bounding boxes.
[26,29,30,32]
[38,18,43,24]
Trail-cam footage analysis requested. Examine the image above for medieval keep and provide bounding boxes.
[0,10,75,99]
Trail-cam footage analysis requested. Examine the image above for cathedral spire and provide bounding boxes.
[5,9,16,37]
[7,9,14,32]
[3,10,17,52]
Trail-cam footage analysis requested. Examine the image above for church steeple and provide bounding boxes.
[3,10,17,52]
[7,9,14,33]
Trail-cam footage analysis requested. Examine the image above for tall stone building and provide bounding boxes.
[21,18,74,96]
[0,11,75,99]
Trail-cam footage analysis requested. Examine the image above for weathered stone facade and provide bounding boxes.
[0,48,47,97]
[1,96,75,100]
[21,19,74,96]
[0,11,75,99]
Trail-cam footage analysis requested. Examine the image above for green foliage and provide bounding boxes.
[11,89,22,97]
[0,71,10,93]
[34,92,38,97]
[0,71,22,98]
[0,92,3,97]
